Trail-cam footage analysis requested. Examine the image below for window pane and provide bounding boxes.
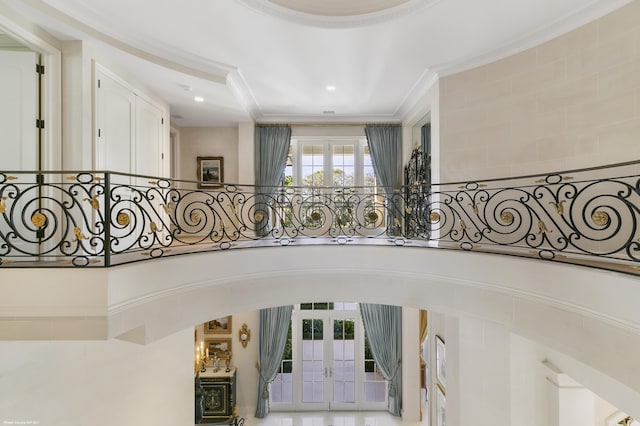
[363,144,377,187]
[301,143,324,186]
[332,144,355,187]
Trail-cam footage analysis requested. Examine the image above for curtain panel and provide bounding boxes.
[254,305,293,418]
[359,303,403,416]
[254,125,292,236]
[364,126,403,235]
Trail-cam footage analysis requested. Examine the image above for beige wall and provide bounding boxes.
[439,0,640,182]
[179,127,239,184]
[194,310,259,417]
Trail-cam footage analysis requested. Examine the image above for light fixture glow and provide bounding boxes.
[194,96,204,103]
[326,85,337,92]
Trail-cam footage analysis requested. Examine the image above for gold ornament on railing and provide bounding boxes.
[116,212,130,226]
[149,221,162,234]
[161,204,172,215]
[0,197,6,214]
[501,212,514,224]
[31,212,46,228]
[430,212,440,222]
[592,210,609,226]
[537,220,550,234]
[549,200,566,215]
[84,195,100,211]
[72,227,88,242]
[254,212,264,222]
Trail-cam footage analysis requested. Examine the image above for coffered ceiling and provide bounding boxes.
[0,0,631,126]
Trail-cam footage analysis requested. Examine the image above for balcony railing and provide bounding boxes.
[0,161,638,275]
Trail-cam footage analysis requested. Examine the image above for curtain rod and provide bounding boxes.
[256,122,402,127]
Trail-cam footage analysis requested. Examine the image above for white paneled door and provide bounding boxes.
[96,70,135,174]
[0,50,38,171]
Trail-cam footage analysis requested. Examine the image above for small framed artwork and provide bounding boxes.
[436,335,446,388]
[205,316,232,334]
[197,156,224,188]
[206,338,232,360]
[436,383,446,426]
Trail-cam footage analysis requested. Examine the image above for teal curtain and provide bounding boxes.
[255,305,293,418]
[254,126,291,236]
[364,126,403,235]
[359,303,402,416]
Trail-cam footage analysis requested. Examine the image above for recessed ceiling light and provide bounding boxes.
[194,96,204,103]
[326,85,336,92]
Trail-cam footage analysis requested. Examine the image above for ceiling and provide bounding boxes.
[0,0,631,127]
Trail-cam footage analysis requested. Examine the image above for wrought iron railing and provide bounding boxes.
[0,161,638,275]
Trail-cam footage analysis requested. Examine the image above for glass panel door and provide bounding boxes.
[301,317,328,408]
[332,318,356,409]
[271,303,388,412]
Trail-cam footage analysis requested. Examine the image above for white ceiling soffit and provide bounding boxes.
[0,0,633,127]
[236,0,439,28]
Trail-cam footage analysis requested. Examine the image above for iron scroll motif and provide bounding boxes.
[0,163,638,274]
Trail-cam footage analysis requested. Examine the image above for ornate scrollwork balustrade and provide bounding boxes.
[0,161,638,275]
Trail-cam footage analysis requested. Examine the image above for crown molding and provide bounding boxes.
[397,69,439,126]
[20,0,232,84]
[432,0,634,77]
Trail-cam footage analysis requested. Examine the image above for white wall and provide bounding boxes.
[0,327,193,426]
[458,318,511,426]
[178,127,239,184]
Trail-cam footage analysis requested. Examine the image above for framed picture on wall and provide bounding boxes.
[205,316,232,334]
[436,335,446,388]
[197,156,224,188]
[206,338,232,360]
[436,383,446,426]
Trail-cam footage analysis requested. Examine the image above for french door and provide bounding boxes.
[270,303,387,411]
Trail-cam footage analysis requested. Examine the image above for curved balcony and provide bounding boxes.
[0,161,638,275]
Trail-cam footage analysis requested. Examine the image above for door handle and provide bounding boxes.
[329,367,333,377]
[325,367,328,378]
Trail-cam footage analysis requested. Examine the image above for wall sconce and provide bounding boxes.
[239,323,251,348]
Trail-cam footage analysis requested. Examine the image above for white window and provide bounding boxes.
[283,138,376,189]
